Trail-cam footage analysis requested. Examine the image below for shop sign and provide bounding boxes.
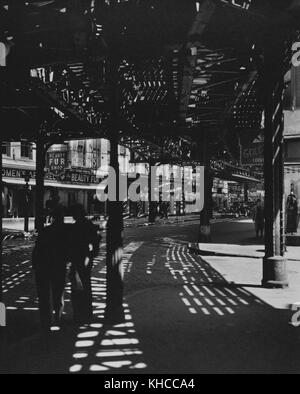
[242,142,264,166]
[2,168,36,180]
[0,42,7,67]
[47,151,68,172]
[53,169,99,185]
[2,167,100,186]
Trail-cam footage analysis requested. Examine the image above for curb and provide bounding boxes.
[2,231,35,242]
[187,242,262,260]
[187,243,300,262]
[1,216,239,241]
[2,232,25,242]
[286,234,300,247]
[123,216,199,229]
[2,216,199,240]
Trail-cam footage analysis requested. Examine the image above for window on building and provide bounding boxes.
[76,141,85,167]
[285,140,300,162]
[284,66,300,110]
[119,145,126,156]
[77,141,85,153]
[2,142,11,156]
[21,142,33,159]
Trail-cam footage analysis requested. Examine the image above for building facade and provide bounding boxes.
[2,139,124,218]
[1,138,152,219]
[2,138,204,219]
[45,139,112,217]
[2,141,36,218]
[284,66,300,223]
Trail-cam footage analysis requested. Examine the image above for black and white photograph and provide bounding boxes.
[0,0,300,378]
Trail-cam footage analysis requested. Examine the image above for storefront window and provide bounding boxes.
[285,140,300,162]
[21,142,33,159]
[2,142,11,156]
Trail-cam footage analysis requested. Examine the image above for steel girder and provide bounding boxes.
[1,0,300,164]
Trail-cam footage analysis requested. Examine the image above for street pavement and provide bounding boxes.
[1,213,199,237]
[1,218,300,374]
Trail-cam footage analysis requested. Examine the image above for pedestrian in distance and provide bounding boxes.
[45,190,61,224]
[160,201,169,220]
[253,199,264,239]
[286,192,298,235]
[69,204,101,324]
[32,205,69,331]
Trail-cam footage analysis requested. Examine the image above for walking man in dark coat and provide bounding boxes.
[70,204,101,324]
[32,205,69,330]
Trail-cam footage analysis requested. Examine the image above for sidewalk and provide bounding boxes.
[188,244,300,308]
[188,218,300,262]
[188,242,300,262]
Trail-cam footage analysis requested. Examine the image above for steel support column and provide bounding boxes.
[0,137,3,306]
[262,42,288,288]
[105,131,124,323]
[0,135,5,349]
[199,131,212,242]
[35,136,46,234]
[181,168,186,216]
[148,162,157,224]
[244,183,249,204]
[24,179,30,233]
[105,57,125,323]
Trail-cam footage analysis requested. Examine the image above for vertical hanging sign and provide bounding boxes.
[0,302,6,327]
[0,42,7,66]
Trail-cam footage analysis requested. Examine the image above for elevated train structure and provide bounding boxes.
[1,0,300,320]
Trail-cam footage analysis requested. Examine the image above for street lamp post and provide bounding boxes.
[24,171,31,233]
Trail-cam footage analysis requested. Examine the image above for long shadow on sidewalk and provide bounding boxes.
[1,237,300,374]
[0,246,148,374]
[126,238,300,374]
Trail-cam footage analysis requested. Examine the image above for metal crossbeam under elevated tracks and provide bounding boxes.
[1,0,300,320]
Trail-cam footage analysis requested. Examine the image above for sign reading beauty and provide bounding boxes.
[60,169,98,185]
